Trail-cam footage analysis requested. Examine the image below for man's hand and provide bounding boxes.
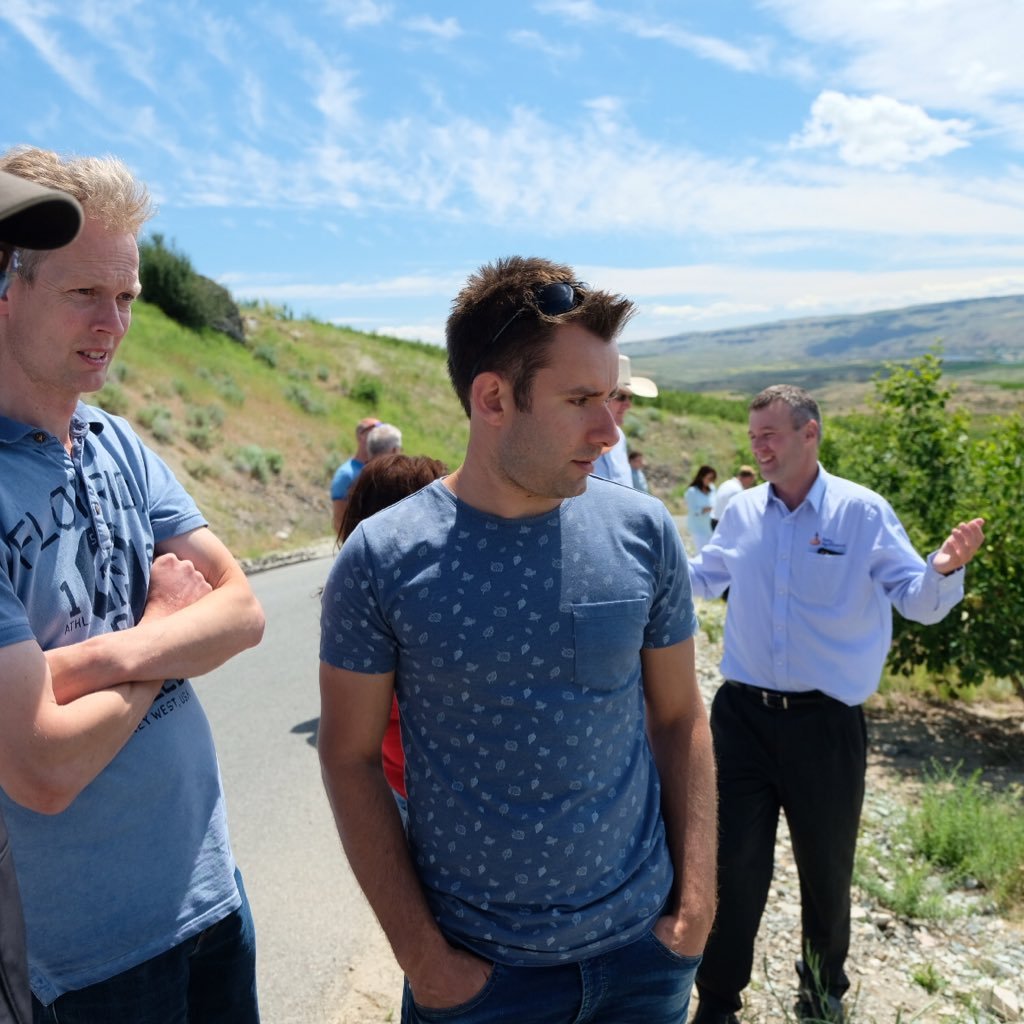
[143,553,212,621]
[652,912,711,959]
[932,518,986,576]
[406,945,493,1011]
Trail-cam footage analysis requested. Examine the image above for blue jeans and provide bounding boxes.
[33,870,258,1024]
[401,928,700,1024]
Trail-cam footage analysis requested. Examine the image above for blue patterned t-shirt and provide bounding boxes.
[321,477,698,965]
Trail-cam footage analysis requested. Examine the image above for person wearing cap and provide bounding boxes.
[687,384,984,1024]
[0,166,82,1024]
[710,465,756,531]
[0,147,265,1023]
[330,415,382,534]
[592,354,659,486]
[319,256,715,1024]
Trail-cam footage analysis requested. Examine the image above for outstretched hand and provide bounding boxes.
[143,553,212,620]
[932,518,985,576]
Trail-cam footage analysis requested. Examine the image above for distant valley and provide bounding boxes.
[625,293,1024,403]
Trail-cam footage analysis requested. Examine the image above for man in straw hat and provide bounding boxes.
[593,354,658,486]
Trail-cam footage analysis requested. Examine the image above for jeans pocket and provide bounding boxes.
[405,964,503,1022]
[643,928,703,969]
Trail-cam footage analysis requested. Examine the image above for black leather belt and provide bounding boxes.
[725,680,830,710]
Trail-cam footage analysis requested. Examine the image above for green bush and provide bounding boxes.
[139,234,212,332]
[253,345,278,369]
[139,234,243,341]
[825,352,1023,693]
[909,764,1024,909]
[136,404,174,442]
[93,380,131,417]
[350,374,381,406]
[233,445,283,483]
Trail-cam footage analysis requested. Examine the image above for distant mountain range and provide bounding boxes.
[625,293,1024,392]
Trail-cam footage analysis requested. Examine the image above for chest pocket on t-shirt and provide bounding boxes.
[571,598,649,692]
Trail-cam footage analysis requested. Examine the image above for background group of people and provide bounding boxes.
[1,145,985,1024]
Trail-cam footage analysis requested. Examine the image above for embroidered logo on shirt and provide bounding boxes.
[810,533,846,556]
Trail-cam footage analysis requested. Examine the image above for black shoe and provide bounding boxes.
[795,960,845,1023]
[691,1003,740,1024]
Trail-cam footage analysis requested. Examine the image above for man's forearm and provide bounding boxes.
[46,579,264,704]
[1,638,164,814]
[649,709,718,950]
[322,759,450,972]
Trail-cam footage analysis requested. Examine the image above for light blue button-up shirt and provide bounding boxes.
[688,466,965,705]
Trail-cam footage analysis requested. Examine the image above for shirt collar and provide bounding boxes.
[766,462,828,513]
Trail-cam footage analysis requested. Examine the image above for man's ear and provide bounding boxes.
[470,371,511,426]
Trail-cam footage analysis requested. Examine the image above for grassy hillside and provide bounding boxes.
[97,303,750,558]
[627,293,1024,415]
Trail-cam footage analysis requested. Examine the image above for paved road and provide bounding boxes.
[196,555,377,1024]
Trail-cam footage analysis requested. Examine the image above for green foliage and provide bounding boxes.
[284,383,327,416]
[136,404,174,442]
[911,962,945,995]
[652,389,749,423]
[233,444,283,483]
[857,763,1024,919]
[350,374,381,406]
[855,839,947,920]
[253,345,278,368]
[908,764,1024,909]
[139,234,243,340]
[825,351,1023,692]
[93,380,131,416]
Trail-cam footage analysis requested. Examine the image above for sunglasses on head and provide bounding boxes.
[470,280,587,380]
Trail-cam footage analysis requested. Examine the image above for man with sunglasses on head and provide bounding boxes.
[0,147,265,1023]
[320,256,716,1024]
[0,166,83,1024]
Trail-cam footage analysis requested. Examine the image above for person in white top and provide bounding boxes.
[711,465,756,529]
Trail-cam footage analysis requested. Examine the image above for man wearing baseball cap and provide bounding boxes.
[0,147,265,1023]
[0,167,82,1024]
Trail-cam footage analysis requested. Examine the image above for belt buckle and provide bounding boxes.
[761,690,789,710]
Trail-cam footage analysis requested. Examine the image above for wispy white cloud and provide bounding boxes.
[790,91,973,170]
[323,0,392,29]
[0,0,104,106]
[403,16,462,41]
[509,29,581,60]
[537,0,764,73]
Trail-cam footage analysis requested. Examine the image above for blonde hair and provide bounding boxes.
[0,146,154,279]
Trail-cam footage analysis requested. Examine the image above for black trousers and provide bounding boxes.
[696,682,867,1014]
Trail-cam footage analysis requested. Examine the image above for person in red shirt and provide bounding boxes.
[336,453,448,808]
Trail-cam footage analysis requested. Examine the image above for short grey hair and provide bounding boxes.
[366,423,402,458]
[750,384,822,434]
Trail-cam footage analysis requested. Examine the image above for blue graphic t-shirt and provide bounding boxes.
[321,477,698,965]
[0,404,240,1003]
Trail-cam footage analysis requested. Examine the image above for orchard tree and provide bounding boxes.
[824,352,1021,694]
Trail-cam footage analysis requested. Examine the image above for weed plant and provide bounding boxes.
[908,763,1024,910]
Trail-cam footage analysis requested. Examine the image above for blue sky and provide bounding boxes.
[3,0,1024,344]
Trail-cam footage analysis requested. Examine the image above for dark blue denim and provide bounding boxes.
[401,928,700,1024]
[33,869,258,1024]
